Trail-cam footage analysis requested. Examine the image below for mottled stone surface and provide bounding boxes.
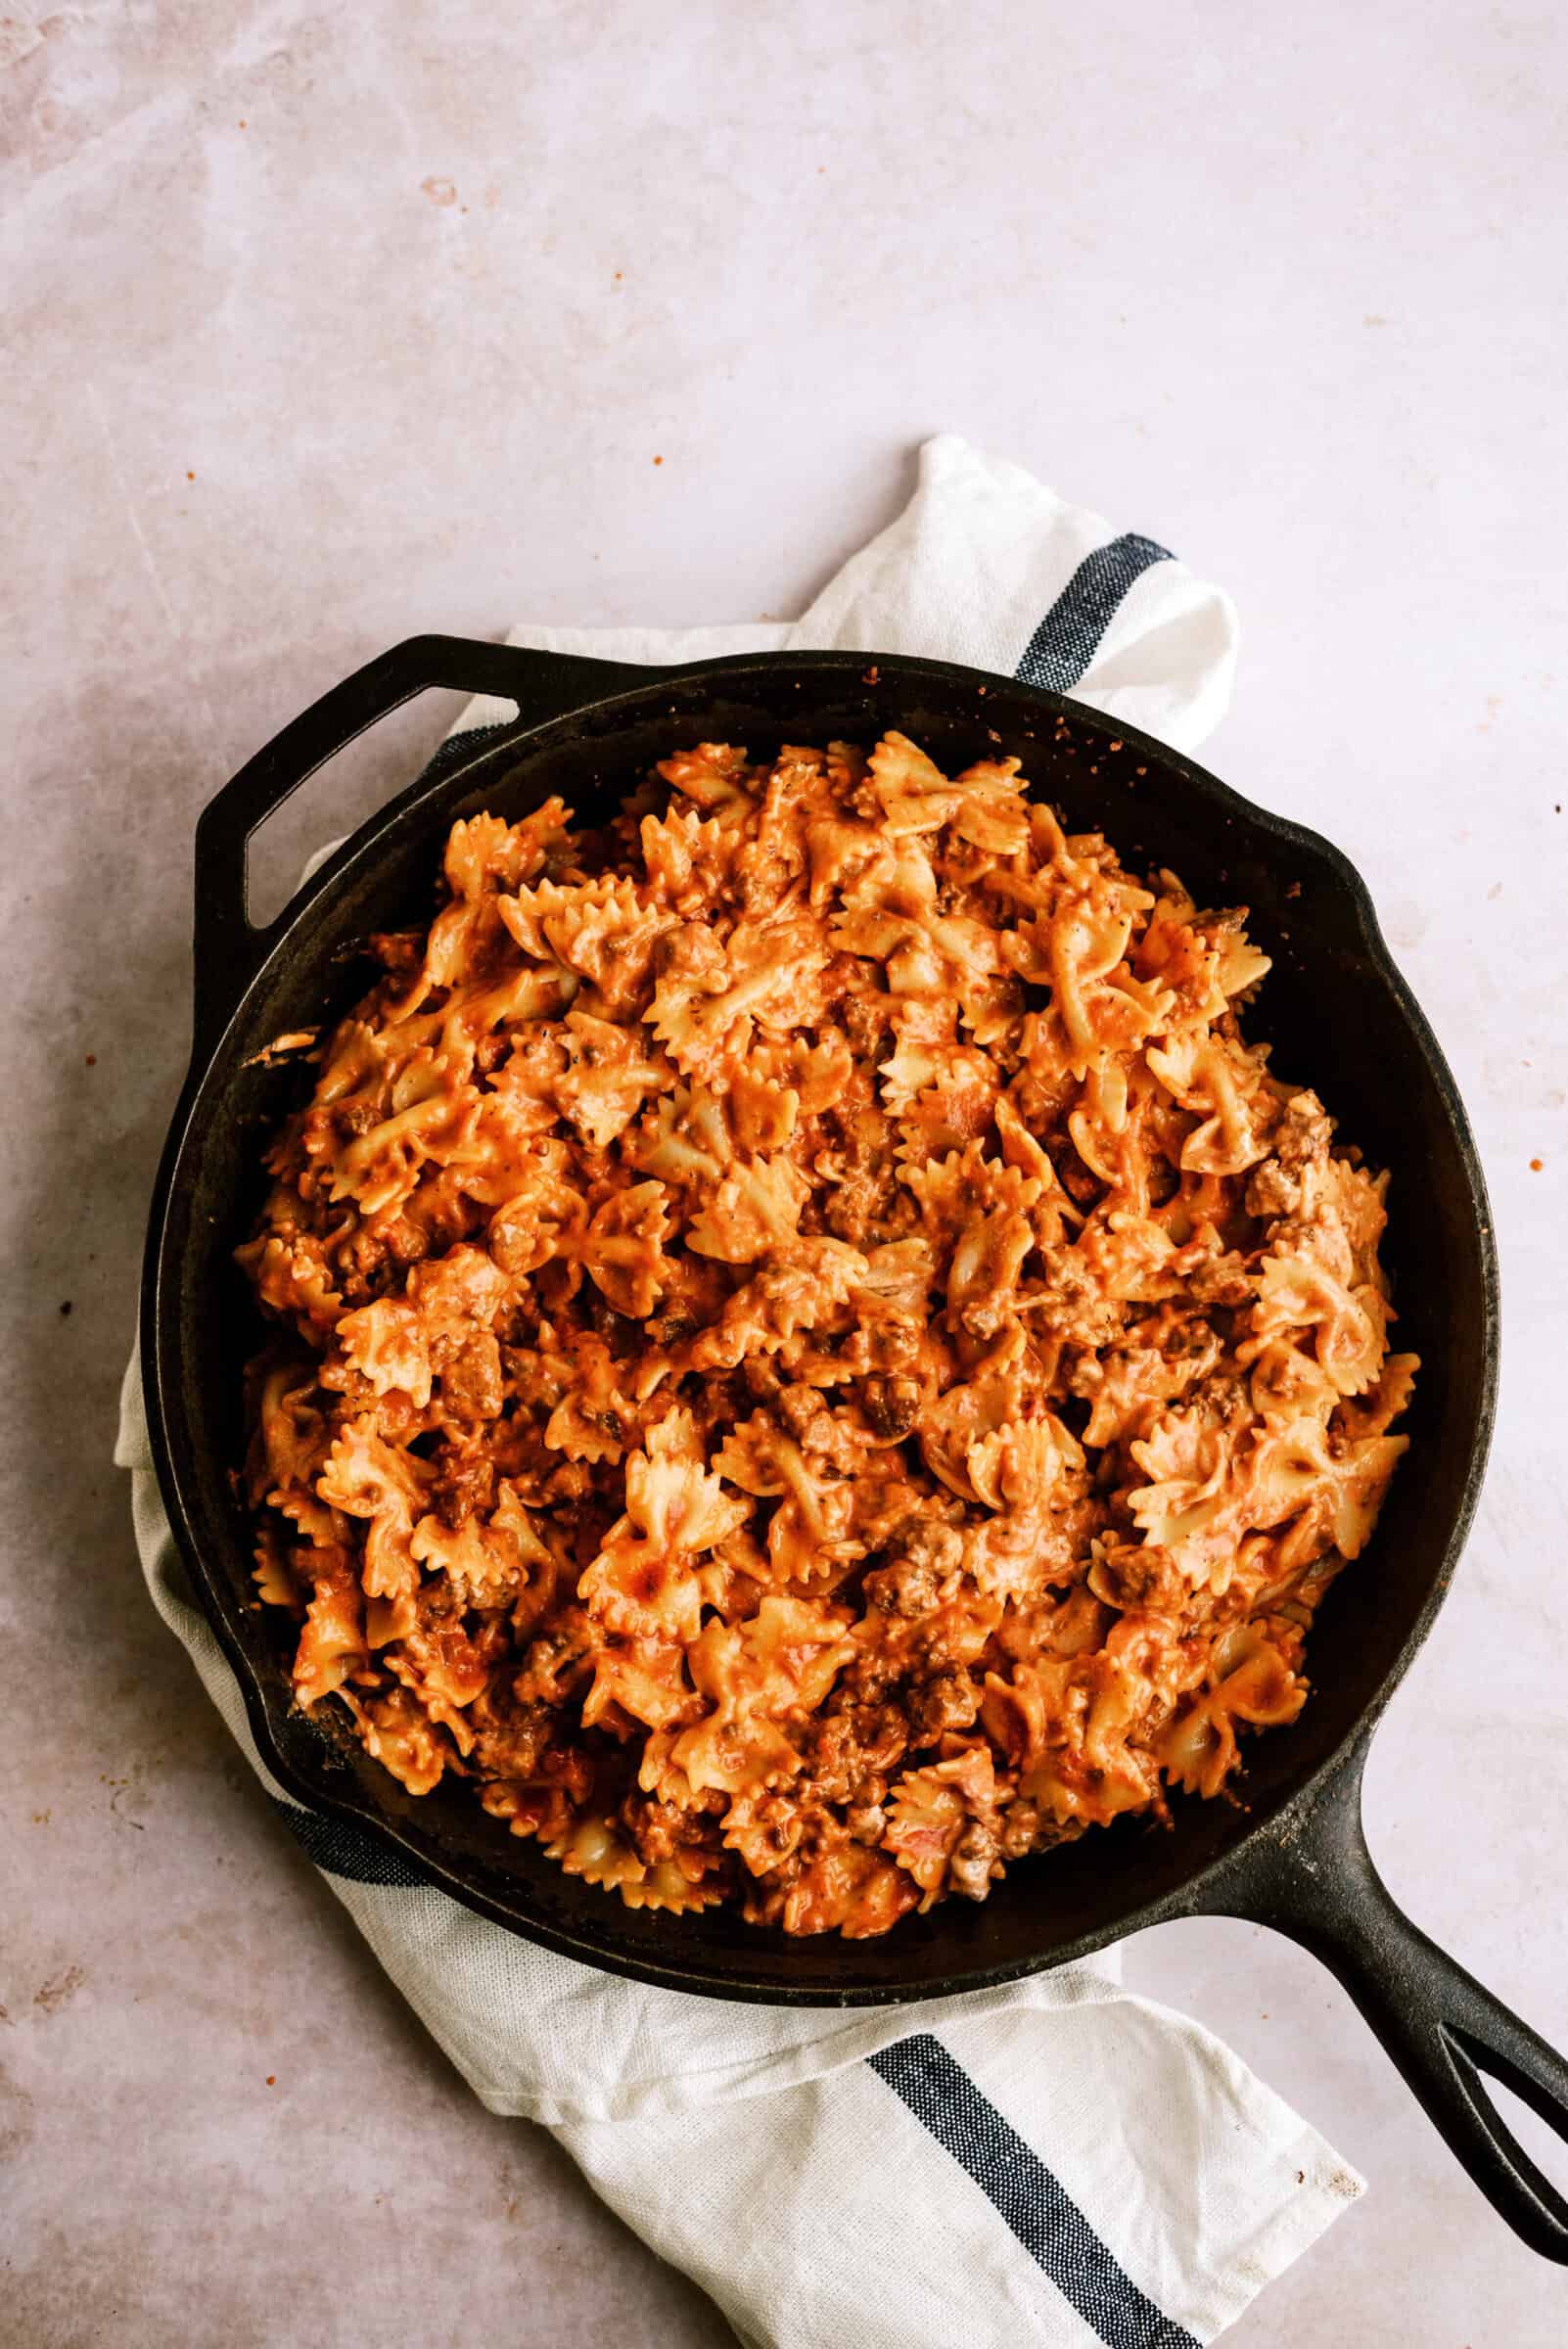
[2,3,1565,2342]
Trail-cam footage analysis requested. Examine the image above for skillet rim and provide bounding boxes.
[141,646,1499,2004]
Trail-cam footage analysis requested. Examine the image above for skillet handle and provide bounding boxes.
[191,633,654,1058]
[1220,1763,1568,2261]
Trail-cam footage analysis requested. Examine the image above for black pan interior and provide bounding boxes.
[145,655,1495,2002]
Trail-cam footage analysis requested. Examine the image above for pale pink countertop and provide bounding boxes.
[3,4,1566,2342]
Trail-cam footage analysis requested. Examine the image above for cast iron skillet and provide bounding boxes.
[143,636,1568,2255]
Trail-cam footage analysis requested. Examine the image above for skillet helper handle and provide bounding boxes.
[190,633,653,1058]
[1230,1772,1568,2261]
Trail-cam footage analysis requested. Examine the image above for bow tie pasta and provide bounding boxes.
[238,731,1413,1937]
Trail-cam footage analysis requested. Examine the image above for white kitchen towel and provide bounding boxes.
[117,435,1363,2347]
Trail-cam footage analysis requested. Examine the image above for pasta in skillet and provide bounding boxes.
[238,728,1414,1937]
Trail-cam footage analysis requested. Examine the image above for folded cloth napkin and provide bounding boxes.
[116,436,1362,2349]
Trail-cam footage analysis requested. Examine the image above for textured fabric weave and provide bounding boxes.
[116,436,1363,2346]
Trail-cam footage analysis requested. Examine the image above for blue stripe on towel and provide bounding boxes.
[1014,533,1173,693]
[417,717,520,782]
[868,2033,1199,2349]
[271,1797,428,1889]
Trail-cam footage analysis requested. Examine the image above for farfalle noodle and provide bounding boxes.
[238,727,1414,1937]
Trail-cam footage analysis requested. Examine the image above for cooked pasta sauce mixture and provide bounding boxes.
[240,731,1415,1937]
